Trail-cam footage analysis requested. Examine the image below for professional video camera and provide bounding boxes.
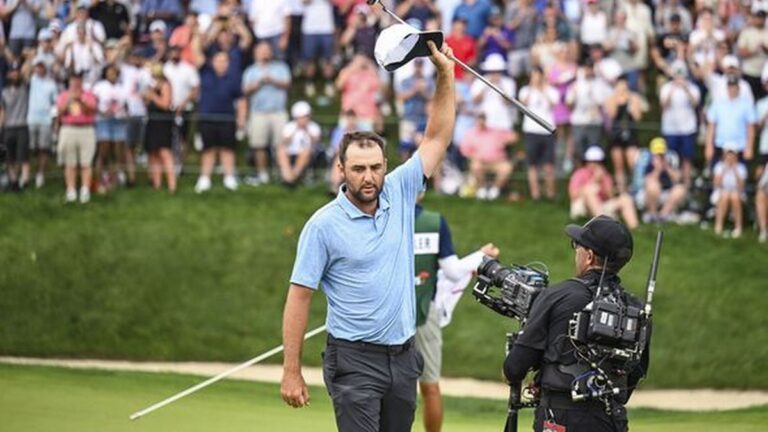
[472,258,549,322]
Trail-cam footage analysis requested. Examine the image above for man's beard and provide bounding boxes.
[349,182,381,204]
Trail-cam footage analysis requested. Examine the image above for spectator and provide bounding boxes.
[168,12,201,66]
[25,59,58,189]
[605,10,640,91]
[340,3,380,60]
[756,162,768,242]
[452,0,491,40]
[58,0,107,48]
[655,0,693,35]
[568,145,639,229]
[56,72,97,203]
[476,6,512,62]
[62,21,105,86]
[546,43,576,171]
[336,54,381,132]
[120,48,151,187]
[164,44,200,170]
[588,44,623,88]
[0,63,30,190]
[193,51,246,193]
[755,70,768,173]
[712,144,747,238]
[736,10,768,100]
[444,18,476,81]
[579,0,608,55]
[242,41,291,185]
[705,75,756,165]
[641,138,688,224]
[471,54,515,131]
[651,13,689,80]
[396,58,434,160]
[140,0,183,30]
[567,61,610,163]
[249,0,291,59]
[32,28,59,77]
[688,8,725,69]
[622,0,655,91]
[705,55,754,104]
[505,0,536,78]
[202,12,252,74]
[458,113,516,200]
[89,0,131,41]
[142,20,170,63]
[519,67,558,201]
[277,101,319,187]
[660,62,700,186]
[5,0,43,57]
[396,0,440,33]
[606,77,645,193]
[143,62,176,193]
[92,63,128,192]
[535,2,572,43]
[300,0,336,98]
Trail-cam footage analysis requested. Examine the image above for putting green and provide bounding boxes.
[1,364,766,431]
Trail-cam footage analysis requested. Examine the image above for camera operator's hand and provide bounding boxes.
[281,370,310,408]
[481,243,500,258]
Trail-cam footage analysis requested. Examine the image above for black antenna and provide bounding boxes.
[644,231,664,317]
[595,257,609,298]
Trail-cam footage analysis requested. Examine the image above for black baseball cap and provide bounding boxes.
[565,215,633,267]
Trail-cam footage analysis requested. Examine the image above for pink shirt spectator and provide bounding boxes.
[340,68,380,120]
[459,126,515,163]
[169,25,196,65]
[568,165,613,201]
[57,90,97,126]
[547,63,576,125]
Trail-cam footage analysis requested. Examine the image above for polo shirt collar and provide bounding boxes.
[336,184,390,219]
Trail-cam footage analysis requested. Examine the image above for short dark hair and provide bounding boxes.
[338,131,386,164]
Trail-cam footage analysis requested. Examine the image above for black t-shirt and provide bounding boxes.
[90,1,131,40]
[655,32,687,62]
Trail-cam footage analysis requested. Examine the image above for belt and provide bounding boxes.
[327,334,413,355]
[540,391,612,411]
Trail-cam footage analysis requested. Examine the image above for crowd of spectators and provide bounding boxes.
[1,0,768,242]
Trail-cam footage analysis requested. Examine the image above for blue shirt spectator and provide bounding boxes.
[141,0,183,24]
[399,74,434,125]
[7,0,41,41]
[452,0,491,39]
[27,73,58,126]
[290,152,426,344]
[242,58,290,113]
[706,91,756,153]
[198,63,242,116]
[189,0,218,15]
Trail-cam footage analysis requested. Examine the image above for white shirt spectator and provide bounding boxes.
[301,0,334,35]
[121,63,152,117]
[708,73,754,104]
[714,161,747,192]
[64,41,105,85]
[470,76,516,131]
[737,25,768,78]
[660,80,700,135]
[250,0,290,39]
[519,85,558,134]
[567,74,611,126]
[58,19,106,48]
[622,0,654,69]
[689,27,726,67]
[92,79,128,119]
[580,8,607,45]
[282,120,321,155]
[164,60,200,111]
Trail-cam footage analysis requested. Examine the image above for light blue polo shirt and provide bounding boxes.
[290,152,426,345]
[706,96,756,152]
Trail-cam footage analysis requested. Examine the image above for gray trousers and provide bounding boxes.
[322,335,424,432]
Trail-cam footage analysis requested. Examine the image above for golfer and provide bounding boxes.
[280,41,455,432]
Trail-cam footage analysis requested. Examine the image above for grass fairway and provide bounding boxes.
[1,182,768,388]
[1,364,767,432]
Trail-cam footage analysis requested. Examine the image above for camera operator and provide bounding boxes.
[503,215,650,432]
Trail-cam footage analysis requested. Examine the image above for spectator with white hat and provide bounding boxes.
[568,145,639,229]
[470,53,515,131]
[706,54,754,103]
[142,20,170,63]
[705,75,757,165]
[277,101,320,188]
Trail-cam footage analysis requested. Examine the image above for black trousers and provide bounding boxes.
[533,405,628,432]
[322,335,424,432]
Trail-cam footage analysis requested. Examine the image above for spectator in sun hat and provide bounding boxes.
[471,53,515,131]
[640,137,688,224]
[277,100,320,188]
[568,145,639,229]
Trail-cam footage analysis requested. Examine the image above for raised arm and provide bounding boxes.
[419,41,456,178]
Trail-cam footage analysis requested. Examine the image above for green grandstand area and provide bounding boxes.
[1,364,766,432]
[1,180,767,389]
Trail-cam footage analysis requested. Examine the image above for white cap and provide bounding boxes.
[77,0,91,9]
[291,101,312,118]
[37,28,53,41]
[584,146,605,162]
[721,55,740,70]
[374,24,443,72]
[480,53,507,73]
[149,20,167,33]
